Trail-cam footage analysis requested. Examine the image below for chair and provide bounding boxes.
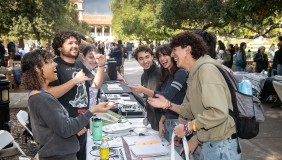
[272,81,282,108]
[0,130,26,156]
[16,110,33,136]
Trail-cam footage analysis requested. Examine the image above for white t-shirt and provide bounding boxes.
[89,70,99,109]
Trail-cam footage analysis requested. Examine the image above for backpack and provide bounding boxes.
[222,50,231,62]
[216,66,265,153]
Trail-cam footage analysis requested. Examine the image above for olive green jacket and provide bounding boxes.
[180,55,235,144]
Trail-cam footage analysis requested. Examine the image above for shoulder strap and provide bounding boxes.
[28,89,46,97]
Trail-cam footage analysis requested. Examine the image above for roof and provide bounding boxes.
[82,14,112,25]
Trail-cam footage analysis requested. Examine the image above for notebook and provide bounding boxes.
[130,144,169,157]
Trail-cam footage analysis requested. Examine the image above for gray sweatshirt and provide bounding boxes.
[28,92,93,159]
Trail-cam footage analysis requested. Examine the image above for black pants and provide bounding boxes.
[76,133,87,160]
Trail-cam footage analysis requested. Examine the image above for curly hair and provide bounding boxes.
[134,45,154,60]
[21,49,54,90]
[155,44,177,86]
[170,31,208,60]
[193,30,217,59]
[52,30,81,56]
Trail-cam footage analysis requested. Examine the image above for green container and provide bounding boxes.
[92,118,102,141]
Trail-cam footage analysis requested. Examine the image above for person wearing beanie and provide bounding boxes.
[253,46,268,73]
[276,36,282,75]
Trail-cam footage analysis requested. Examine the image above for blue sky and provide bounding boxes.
[83,0,113,15]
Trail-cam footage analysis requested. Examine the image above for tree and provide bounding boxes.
[110,0,179,42]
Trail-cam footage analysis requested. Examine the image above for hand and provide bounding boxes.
[73,70,91,84]
[174,124,185,138]
[128,84,145,94]
[94,53,106,66]
[159,122,165,138]
[180,139,198,155]
[147,94,167,108]
[90,102,115,113]
[77,127,87,136]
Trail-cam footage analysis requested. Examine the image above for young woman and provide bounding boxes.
[227,44,235,69]
[98,43,105,55]
[253,46,268,73]
[81,44,105,108]
[109,44,122,73]
[234,42,247,71]
[129,44,187,143]
[22,49,113,160]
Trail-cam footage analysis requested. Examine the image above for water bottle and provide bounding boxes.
[100,137,110,160]
[268,67,272,77]
[92,118,102,141]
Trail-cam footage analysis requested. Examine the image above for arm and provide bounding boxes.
[92,54,105,88]
[48,70,90,98]
[154,69,187,101]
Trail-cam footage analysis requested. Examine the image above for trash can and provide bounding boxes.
[0,74,11,132]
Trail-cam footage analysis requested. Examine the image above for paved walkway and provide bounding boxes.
[9,59,282,159]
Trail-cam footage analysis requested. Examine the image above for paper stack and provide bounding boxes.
[130,144,169,157]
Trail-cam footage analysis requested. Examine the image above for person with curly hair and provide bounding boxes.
[132,45,162,131]
[22,49,113,160]
[147,31,240,160]
[49,30,105,160]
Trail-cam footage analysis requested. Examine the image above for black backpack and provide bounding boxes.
[216,66,265,153]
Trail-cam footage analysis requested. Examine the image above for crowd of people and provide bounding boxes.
[3,29,282,160]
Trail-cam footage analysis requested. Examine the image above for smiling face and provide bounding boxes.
[82,50,98,70]
[158,52,173,69]
[59,36,79,59]
[171,46,187,68]
[137,51,154,70]
[41,58,58,84]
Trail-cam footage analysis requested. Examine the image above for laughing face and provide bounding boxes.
[171,46,187,68]
[60,36,79,59]
[158,52,173,69]
[82,50,98,70]
[137,51,154,70]
[41,59,58,84]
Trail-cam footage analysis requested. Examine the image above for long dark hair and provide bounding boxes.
[155,44,177,86]
[218,40,225,50]
[239,42,246,59]
[228,44,235,55]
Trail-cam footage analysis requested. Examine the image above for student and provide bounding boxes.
[132,45,162,131]
[234,42,247,71]
[253,46,268,73]
[148,31,240,160]
[22,49,113,160]
[81,44,105,108]
[49,30,105,160]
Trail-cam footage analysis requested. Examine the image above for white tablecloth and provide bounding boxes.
[86,118,183,160]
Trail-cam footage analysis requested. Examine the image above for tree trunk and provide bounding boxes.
[18,37,24,49]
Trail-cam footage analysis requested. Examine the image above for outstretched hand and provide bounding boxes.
[147,94,167,108]
[90,102,115,113]
[128,84,145,94]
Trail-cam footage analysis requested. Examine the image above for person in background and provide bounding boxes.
[126,42,133,61]
[7,40,16,60]
[129,44,187,154]
[109,42,115,58]
[22,49,113,160]
[217,40,225,60]
[253,46,268,73]
[246,49,252,60]
[275,36,282,75]
[118,40,126,76]
[234,43,239,54]
[49,30,105,160]
[81,44,105,108]
[150,41,155,51]
[133,45,162,131]
[98,43,105,55]
[147,31,240,160]
[0,40,5,66]
[227,44,235,69]
[109,44,122,73]
[234,42,247,71]
[272,42,281,75]
[269,43,275,60]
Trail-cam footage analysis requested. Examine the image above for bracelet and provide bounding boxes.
[192,120,196,132]
[184,122,193,136]
[167,101,172,110]
[98,64,105,67]
[163,100,168,109]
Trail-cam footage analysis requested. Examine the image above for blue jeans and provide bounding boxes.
[200,139,240,160]
[234,65,244,72]
[127,51,132,61]
[277,64,282,76]
[163,120,184,158]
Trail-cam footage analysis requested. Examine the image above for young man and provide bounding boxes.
[147,32,240,159]
[49,30,105,160]
[133,45,162,131]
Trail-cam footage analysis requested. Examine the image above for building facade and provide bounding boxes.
[71,0,114,41]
